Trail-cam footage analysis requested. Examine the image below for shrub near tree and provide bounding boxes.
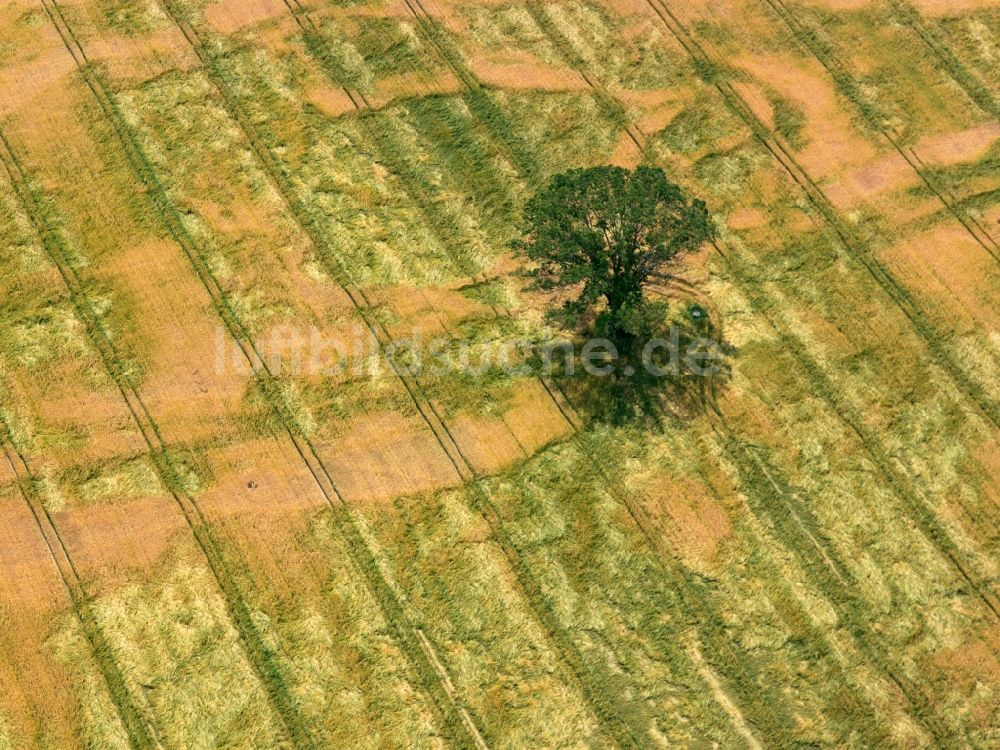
[515,165,715,358]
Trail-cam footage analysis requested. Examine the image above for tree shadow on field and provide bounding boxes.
[543,304,734,428]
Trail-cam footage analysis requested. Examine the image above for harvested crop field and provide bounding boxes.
[0,0,998,747]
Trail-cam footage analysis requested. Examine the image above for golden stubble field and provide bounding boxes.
[0,0,998,747]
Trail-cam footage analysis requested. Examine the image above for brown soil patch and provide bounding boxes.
[369,284,483,338]
[0,46,77,116]
[95,239,254,447]
[401,371,571,481]
[9,372,147,468]
[448,411,526,474]
[917,121,1000,164]
[0,598,82,750]
[202,501,338,613]
[929,623,1000,729]
[0,459,14,488]
[727,207,767,230]
[405,0,471,35]
[204,0,288,34]
[910,0,1000,16]
[800,0,873,8]
[54,495,185,581]
[86,27,195,87]
[306,85,359,118]
[469,57,588,92]
[825,151,913,209]
[500,380,574,455]
[0,502,66,608]
[972,441,1000,506]
[316,411,464,502]
[189,196,285,238]
[636,100,691,136]
[645,474,732,568]
[934,629,1000,682]
[734,51,879,180]
[605,0,665,15]
[880,225,1000,334]
[198,436,325,519]
[827,123,1000,209]
[607,130,643,168]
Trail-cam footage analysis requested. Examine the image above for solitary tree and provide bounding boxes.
[515,166,714,344]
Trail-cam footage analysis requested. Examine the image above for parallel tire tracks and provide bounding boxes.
[372,2,808,743]
[757,0,1000,262]
[889,0,1000,124]
[512,2,997,741]
[0,407,159,750]
[3,14,316,737]
[155,2,648,746]
[37,0,499,746]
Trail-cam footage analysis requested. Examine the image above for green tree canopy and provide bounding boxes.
[515,165,714,340]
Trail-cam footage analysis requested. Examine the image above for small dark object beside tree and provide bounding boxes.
[514,165,714,347]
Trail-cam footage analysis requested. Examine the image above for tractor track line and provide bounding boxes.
[0,408,161,750]
[2,36,316,748]
[154,4,645,746]
[637,0,1000,433]
[43,1,492,746]
[757,0,1000,262]
[516,6,998,737]
[631,0,1000,603]
[889,0,1000,124]
[336,2,808,741]
[401,7,805,742]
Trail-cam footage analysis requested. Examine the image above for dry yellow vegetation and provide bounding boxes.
[0,0,998,747]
